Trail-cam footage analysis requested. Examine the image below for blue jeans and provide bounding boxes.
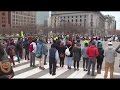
[88,58,96,75]
[66,57,73,67]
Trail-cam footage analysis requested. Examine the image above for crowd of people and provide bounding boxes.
[0,34,120,79]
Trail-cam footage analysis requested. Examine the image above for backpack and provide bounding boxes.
[65,46,71,56]
[29,44,33,52]
[9,48,15,56]
[49,48,57,61]
[36,43,43,58]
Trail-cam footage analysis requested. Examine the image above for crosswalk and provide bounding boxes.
[12,60,120,79]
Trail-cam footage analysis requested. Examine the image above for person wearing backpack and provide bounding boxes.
[29,39,37,67]
[96,42,104,74]
[36,38,45,70]
[23,38,30,60]
[49,44,59,75]
[72,43,81,71]
[81,42,89,71]
[43,41,48,65]
[86,41,99,76]
[58,42,66,67]
[65,40,73,69]
[7,41,16,67]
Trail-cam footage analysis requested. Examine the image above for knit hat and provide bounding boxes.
[97,42,102,48]
[108,42,112,45]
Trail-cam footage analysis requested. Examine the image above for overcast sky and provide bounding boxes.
[101,11,120,30]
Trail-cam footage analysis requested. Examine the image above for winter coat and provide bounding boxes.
[104,46,117,63]
[72,46,81,61]
[86,45,99,59]
[81,47,88,58]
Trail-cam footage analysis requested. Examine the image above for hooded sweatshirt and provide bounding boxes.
[104,46,117,63]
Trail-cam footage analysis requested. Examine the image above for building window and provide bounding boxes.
[76,16,77,18]
[72,16,73,18]
[84,15,86,18]
[76,19,77,22]
[80,15,82,18]
[84,19,86,22]
[72,19,73,22]
[68,16,69,18]
[80,19,82,22]
[80,24,81,26]
[68,20,69,22]
[2,24,6,27]
[64,16,65,18]
[2,13,5,15]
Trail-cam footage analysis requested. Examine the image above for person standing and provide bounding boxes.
[86,41,99,76]
[36,38,45,70]
[43,41,48,65]
[81,42,89,71]
[23,38,30,60]
[29,39,37,67]
[96,42,104,74]
[49,44,59,75]
[65,40,73,69]
[72,43,81,71]
[58,42,66,67]
[104,42,117,79]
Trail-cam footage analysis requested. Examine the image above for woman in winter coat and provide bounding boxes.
[96,42,104,74]
[58,42,66,67]
[65,40,73,69]
[72,43,81,70]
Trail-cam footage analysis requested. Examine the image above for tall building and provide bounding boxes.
[0,11,36,34]
[104,15,116,35]
[36,11,49,26]
[50,11,105,36]
[0,11,10,29]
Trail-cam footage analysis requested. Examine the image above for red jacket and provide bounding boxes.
[86,45,99,59]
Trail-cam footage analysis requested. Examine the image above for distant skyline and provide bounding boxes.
[101,11,120,30]
[36,11,120,30]
[36,11,49,25]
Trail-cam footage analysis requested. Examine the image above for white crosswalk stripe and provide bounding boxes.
[12,60,120,79]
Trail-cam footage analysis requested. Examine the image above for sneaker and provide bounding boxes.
[52,73,56,76]
[44,63,47,65]
[41,67,45,70]
[85,69,88,71]
[83,69,86,71]
[91,74,96,76]
[87,73,90,75]
[39,66,41,69]
[68,66,70,69]
[74,68,77,70]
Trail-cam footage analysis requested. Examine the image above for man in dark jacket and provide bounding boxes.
[96,42,104,74]
[23,38,30,60]
[49,44,59,75]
